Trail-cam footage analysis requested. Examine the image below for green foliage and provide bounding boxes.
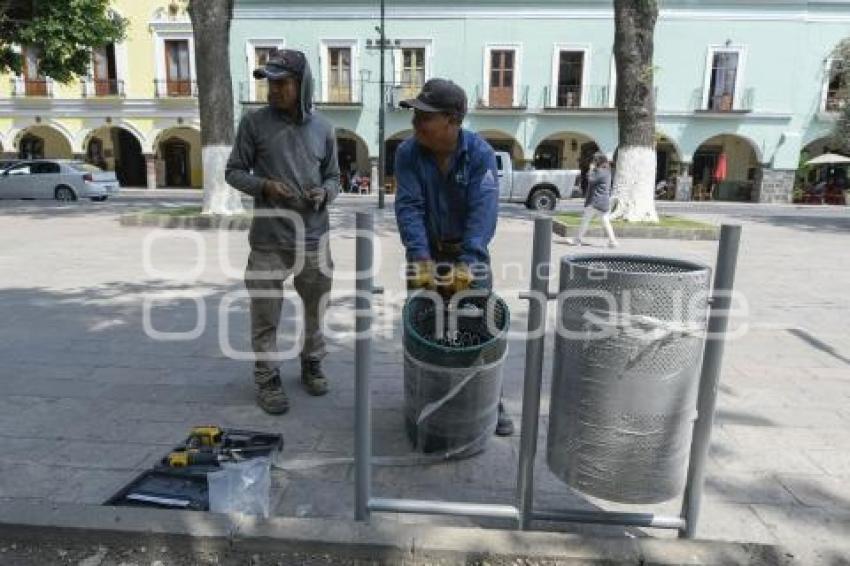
[0,0,127,83]
[795,149,812,190]
[831,39,850,153]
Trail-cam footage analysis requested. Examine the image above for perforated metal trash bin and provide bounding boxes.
[547,255,711,504]
[403,293,510,459]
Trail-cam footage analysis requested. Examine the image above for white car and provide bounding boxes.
[0,159,120,202]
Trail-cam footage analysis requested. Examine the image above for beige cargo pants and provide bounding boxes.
[244,244,333,386]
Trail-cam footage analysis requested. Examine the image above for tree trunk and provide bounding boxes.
[189,0,244,215]
[611,0,658,222]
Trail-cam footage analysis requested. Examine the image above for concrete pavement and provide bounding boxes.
[0,196,847,564]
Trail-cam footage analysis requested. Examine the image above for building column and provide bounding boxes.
[675,162,693,201]
[370,157,379,195]
[145,153,157,190]
[755,168,795,204]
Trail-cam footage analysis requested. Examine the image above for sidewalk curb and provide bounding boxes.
[119,212,251,230]
[553,218,720,241]
[0,501,793,565]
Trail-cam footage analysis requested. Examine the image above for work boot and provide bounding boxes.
[495,401,514,436]
[256,373,290,415]
[301,357,329,396]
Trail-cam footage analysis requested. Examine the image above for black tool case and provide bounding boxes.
[106,428,283,511]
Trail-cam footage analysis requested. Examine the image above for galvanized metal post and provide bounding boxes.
[516,216,552,530]
[377,0,386,210]
[355,211,374,521]
[679,224,742,538]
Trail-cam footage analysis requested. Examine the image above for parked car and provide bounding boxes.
[0,159,20,171]
[0,160,120,201]
[494,151,580,210]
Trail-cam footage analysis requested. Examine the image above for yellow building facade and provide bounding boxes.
[0,0,203,188]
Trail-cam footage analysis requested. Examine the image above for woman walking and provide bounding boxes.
[567,152,619,248]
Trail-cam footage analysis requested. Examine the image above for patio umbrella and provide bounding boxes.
[805,153,850,166]
[714,153,728,181]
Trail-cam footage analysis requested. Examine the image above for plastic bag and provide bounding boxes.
[207,457,271,517]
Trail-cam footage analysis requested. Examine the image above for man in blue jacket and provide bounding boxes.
[394,78,514,436]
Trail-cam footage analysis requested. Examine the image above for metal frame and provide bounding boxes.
[354,211,742,538]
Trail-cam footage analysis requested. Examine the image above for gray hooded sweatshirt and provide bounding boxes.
[225,59,340,250]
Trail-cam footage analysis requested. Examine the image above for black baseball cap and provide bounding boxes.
[400,78,467,117]
[253,48,307,80]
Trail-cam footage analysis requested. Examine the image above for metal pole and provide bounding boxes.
[370,498,520,521]
[516,216,552,530]
[377,0,386,209]
[533,509,686,530]
[355,211,374,521]
[679,224,741,538]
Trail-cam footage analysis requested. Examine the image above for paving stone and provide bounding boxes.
[1,199,850,564]
[802,449,850,476]
[750,504,850,566]
[690,501,779,546]
[776,474,850,509]
[704,472,797,505]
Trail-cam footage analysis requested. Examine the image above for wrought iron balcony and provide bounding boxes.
[154,79,197,98]
[542,85,612,109]
[10,78,53,97]
[695,87,754,113]
[474,84,529,110]
[82,78,125,97]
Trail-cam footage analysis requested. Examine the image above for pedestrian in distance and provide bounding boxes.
[567,152,619,248]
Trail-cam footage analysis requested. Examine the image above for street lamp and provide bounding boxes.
[365,0,395,210]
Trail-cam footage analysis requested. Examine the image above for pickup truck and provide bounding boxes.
[494,151,580,210]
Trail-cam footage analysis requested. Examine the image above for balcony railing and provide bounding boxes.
[695,87,754,113]
[474,84,529,110]
[82,78,125,97]
[315,79,365,107]
[542,85,612,109]
[239,79,366,107]
[10,78,53,97]
[154,79,197,98]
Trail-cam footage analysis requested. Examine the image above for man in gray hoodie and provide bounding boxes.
[225,49,340,415]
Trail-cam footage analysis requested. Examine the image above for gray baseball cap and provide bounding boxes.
[400,78,467,117]
[253,48,307,80]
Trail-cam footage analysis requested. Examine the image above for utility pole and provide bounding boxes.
[366,0,391,209]
[378,0,386,209]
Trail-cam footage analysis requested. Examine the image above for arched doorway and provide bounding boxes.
[155,127,201,188]
[533,132,599,170]
[477,130,524,166]
[534,132,599,195]
[85,127,146,187]
[385,129,413,182]
[336,129,370,192]
[691,134,761,202]
[656,134,683,182]
[16,125,73,159]
[162,138,190,187]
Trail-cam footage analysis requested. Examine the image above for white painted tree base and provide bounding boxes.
[201,145,245,215]
[611,145,659,223]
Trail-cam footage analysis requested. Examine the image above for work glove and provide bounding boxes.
[435,262,474,298]
[306,186,328,211]
[406,260,435,290]
[262,179,306,209]
[447,262,474,295]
